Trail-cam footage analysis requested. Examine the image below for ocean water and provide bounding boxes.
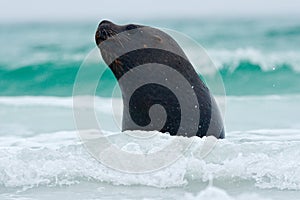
[1,18,300,199]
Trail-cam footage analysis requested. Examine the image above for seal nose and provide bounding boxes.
[99,20,112,26]
[95,20,114,45]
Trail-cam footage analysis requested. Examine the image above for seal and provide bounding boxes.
[95,20,225,139]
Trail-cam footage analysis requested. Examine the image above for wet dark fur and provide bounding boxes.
[95,20,225,138]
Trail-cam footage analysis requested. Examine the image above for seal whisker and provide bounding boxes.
[109,30,125,49]
[111,29,131,42]
[104,29,111,38]
[119,33,131,41]
[114,35,125,48]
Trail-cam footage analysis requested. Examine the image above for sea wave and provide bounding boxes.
[208,48,300,71]
[0,130,299,190]
[0,54,299,96]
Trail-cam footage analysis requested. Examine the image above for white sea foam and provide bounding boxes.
[207,48,300,71]
[0,129,300,191]
[0,96,122,115]
[185,186,270,200]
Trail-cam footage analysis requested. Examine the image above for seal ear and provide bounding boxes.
[152,35,163,43]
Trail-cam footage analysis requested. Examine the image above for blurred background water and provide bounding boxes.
[1,18,300,96]
[1,0,300,199]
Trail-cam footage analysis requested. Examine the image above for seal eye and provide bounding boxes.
[126,24,137,31]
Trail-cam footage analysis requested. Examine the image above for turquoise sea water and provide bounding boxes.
[1,18,300,96]
[1,18,300,200]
